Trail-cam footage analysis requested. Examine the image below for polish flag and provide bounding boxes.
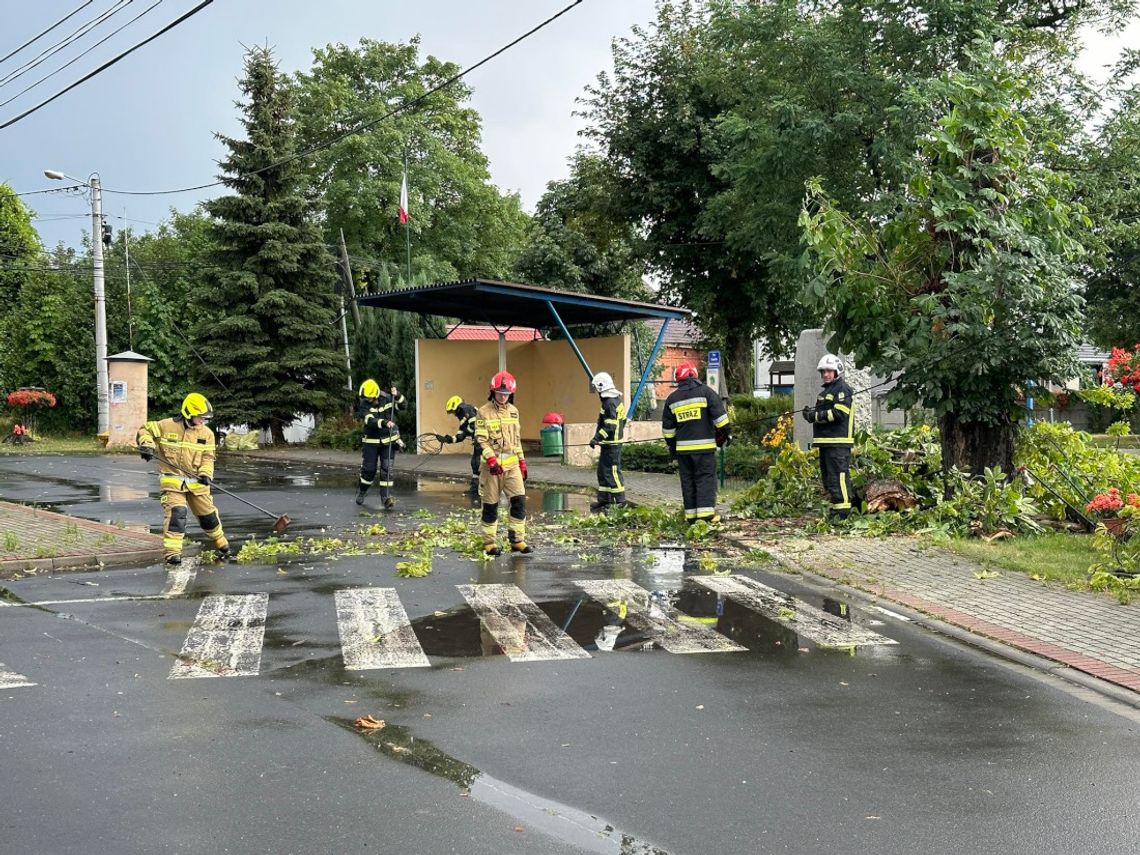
[399,170,409,224]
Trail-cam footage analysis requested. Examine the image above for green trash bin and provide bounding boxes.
[540,425,564,457]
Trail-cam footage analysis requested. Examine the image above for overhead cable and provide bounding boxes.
[0,0,132,87]
[0,0,215,131]
[0,1,96,66]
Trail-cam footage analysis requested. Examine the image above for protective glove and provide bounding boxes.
[486,456,504,476]
[434,433,450,444]
[589,439,598,449]
[139,447,154,462]
[665,442,677,461]
[197,473,212,487]
[385,420,395,429]
[396,438,406,451]
[518,459,528,482]
[716,430,732,448]
[801,406,815,423]
[390,386,398,398]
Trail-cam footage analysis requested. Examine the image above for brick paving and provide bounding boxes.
[0,500,163,577]
[769,536,1140,694]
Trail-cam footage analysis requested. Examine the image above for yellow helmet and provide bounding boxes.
[359,379,380,399]
[181,392,212,420]
[445,395,463,414]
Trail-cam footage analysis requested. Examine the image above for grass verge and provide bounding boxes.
[0,436,113,455]
[942,531,1096,589]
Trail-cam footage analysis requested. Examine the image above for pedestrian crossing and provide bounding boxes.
[2,575,897,686]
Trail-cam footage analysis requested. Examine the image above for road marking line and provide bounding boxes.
[0,595,168,608]
[161,559,197,598]
[694,575,897,647]
[458,584,590,663]
[168,593,268,679]
[875,606,913,622]
[0,662,36,689]
[574,579,746,655]
[335,587,430,670]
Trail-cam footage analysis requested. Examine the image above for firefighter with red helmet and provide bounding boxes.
[661,361,730,525]
[136,393,230,565]
[474,370,532,556]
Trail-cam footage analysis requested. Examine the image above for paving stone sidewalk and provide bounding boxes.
[769,536,1140,694]
[0,500,163,577]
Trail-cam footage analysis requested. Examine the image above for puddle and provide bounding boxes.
[339,719,671,854]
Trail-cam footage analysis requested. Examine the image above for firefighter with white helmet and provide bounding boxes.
[588,371,628,510]
[356,378,405,508]
[474,371,532,555]
[661,361,731,525]
[802,353,854,520]
[136,392,230,565]
[434,395,481,495]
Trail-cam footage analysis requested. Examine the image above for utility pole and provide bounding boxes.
[91,175,109,435]
[44,168,110,434]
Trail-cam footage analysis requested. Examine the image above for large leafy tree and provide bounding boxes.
[0,185,41,310]
[1083,85,1140,349]
[194,46,346,443]
[294,38,528,282]
[800,44,1088,476]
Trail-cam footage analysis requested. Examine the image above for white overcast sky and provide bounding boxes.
[0,0,1135,250]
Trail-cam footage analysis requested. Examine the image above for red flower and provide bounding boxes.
[6,389,56,408]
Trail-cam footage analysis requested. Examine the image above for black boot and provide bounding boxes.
[355,486,368,506]
[215,545,232,562]
[383,496,396,510]
[508,531,534,555]
[590,494,607,512]
[165,554,182,566]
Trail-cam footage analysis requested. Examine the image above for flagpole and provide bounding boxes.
[403,148,412,285]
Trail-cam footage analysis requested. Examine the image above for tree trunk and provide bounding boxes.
[938,412,1014,480]
[271,421,286,446]
[724,328,753,396]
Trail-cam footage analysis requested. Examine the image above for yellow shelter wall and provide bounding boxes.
[416,336,630,448]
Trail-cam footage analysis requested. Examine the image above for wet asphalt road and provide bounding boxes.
[1,454,1138,855]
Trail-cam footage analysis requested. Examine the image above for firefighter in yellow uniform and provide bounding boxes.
[137,393,230,565]
[474,371,532,556]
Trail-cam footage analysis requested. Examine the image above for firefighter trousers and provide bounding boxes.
[677,452,717,523]
[818,445,852,516]
[595,444,625,503]
[359,443,396,498]
[161,488,228,560]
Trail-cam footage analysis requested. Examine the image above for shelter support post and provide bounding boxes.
[545,300,593,380]
[630,319,670,413]
[498,332,507,372]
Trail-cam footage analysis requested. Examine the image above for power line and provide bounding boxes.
[91,0,587,197]
[0,0,215,131]
[0,0,132,88]
[0,1,96,66]
[0,0,167,111]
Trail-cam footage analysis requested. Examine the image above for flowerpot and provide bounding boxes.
[1103,517,1129,539]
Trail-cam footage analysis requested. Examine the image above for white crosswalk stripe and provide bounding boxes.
[0,662,36,689]
[574,579,747,655]
[169,593,269,679]
[335,587,431,670]
[458,583,591,662]
[161,559,198,598]
[693,575,897,648]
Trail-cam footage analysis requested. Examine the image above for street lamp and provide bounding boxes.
[44,168,109,436]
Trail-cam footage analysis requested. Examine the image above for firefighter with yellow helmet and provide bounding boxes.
[474,371,532,555]
[434,395,481,495]
[136,393,230,565]
[356,378,405,508]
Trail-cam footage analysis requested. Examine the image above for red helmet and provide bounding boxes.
[490,371,517,395]
[674,362,698,382]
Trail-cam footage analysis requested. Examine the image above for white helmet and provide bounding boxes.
[591,371,618,396]
[817,354,843,375]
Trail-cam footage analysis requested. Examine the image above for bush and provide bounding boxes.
[307,411,360,451]
[621,440,675,473]
[620,439,774,480]
[728,394,794,444]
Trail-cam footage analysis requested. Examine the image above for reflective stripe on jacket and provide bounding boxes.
[475,400,523,468]
[812,377,854,445]
[137,416,216,490]
[362,392,406,445]
[446,402,479,444]
[592,395,626,445]
[661,379,728,454]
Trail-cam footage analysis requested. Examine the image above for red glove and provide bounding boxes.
[487,456,504,476]
[518,459,527,481]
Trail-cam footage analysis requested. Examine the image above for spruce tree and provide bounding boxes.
[194,46,345,443]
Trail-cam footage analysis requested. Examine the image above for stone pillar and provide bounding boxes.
[106,351,152,448]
